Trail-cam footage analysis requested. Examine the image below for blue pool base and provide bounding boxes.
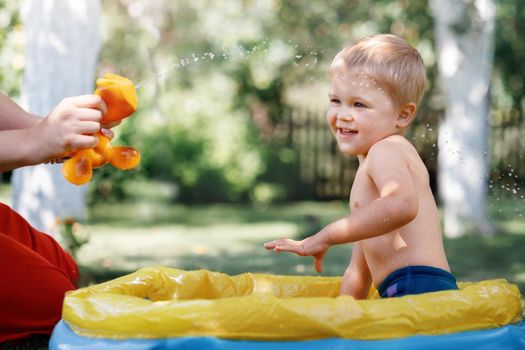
[50,320,525,350]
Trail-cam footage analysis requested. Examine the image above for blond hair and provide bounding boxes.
[331,34,426,107]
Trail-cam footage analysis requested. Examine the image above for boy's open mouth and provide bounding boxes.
[337,127,357,136]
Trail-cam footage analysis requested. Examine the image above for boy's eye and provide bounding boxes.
[330,98,341,104]
[354,101,366,108]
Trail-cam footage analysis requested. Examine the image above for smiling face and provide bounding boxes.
[326,66,405,158]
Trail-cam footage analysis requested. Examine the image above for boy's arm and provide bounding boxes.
[318,141,418,245]
[265,140,418,271]
[339,242,371,298]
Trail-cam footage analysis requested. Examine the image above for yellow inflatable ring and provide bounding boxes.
[63,265,523,340]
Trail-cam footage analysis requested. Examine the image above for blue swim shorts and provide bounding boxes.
[377,265,458,298]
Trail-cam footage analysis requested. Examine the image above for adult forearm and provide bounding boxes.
[0,129,39,172]
[0,94,40,131]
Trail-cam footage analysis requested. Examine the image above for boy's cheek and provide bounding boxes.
[325,112,336,125]
[325,119,337,135]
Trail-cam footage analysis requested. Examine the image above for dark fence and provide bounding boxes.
[277,108,524,200]
[490,112,525,192]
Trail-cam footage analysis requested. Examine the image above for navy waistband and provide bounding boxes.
[377,265,457,297]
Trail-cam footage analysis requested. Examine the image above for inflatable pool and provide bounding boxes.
[50,265,525,349]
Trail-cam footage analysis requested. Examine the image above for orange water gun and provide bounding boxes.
[62,73,141,185]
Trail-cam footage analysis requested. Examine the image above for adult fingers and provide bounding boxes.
[100,128,114,139]
[69,94,108,115]
[71,134,99,150]
[76,107,103,122]
[76,120,101,135]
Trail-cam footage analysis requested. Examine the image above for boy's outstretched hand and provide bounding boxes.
[264,236,330,273]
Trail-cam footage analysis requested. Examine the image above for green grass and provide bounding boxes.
[77,198,353,285]
[73,184,525,298]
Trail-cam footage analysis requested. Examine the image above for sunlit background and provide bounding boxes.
[0,0,524,292]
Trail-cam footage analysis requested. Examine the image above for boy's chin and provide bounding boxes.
[338,148,360,157]
[336,143,360,156]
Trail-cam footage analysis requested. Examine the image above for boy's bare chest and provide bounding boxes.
[349,165,378,211]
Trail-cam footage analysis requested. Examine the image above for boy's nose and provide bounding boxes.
[336,104,354,120]
[337,110,353,121]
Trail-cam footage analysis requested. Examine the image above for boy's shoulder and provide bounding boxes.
[365,134,425,173]
[368,134,414,158]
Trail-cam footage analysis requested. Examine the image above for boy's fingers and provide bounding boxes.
[276,243,301,255]
[265,239,290,250]
[264,241,276,250]
[265,239,304,255]
[314,256,323,273]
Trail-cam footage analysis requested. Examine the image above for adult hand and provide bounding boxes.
[31,95,107,163]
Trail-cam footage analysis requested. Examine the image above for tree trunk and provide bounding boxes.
[430,0,495,237]
[11,0,100,237]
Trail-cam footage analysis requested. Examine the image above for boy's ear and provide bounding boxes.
[396,102,417,128]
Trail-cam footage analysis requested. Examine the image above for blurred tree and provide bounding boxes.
[11,0,101,236]
[0,0,23,97]
[2,0,523,207]
[91,0,441,203]
[490,0,525,190]
[430,0,495,237]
